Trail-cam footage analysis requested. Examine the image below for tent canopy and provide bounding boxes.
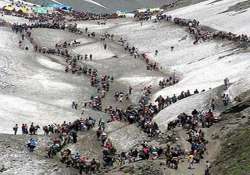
[18,6,31,14]
[4,5,15,11]
[137,8,147,13]
[48,3,72,11]
[33,7,53,14]
[149,8,162,12]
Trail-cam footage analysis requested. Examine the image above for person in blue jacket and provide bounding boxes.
[27,138,37,152]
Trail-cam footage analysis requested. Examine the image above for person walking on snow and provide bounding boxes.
[129,86,132,95]
[27,138,37,152]
[211,98,215,111]
[223,94,230,106]
[171,46,174,51]
[205,160,211,175]
[155,50,158,56]
[13,124,18,135]
[188,154,194,169]
[224,77,229,90]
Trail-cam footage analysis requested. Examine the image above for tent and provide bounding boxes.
[137,8,147,13]
[3,5,15,11]
[18,6,31,14]
[149,8,163,13]
[116,11,127,17]
[33,7,53,14]
[48,3,72,11]
[60,5,72,11]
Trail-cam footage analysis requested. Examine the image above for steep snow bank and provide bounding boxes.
[165,0,250,35]
[228,75,250,100]
[107,12,250,130]
[38,57,64,71]
[0,27,98,134]
[153,91,210,131]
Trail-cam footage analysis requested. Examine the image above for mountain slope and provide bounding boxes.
[26,0,173,13]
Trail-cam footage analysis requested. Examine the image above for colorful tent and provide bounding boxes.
[48,3,72,11]
[33,7,53,14]
[18,6,31,14]
[3,5,15,11]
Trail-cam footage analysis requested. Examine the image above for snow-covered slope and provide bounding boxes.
[0,27,104,134]
[165,0,250,35]
[104,0,250,131]
[1,0,249,134]
[0,14,30,25]
[109,20,249,96]
[72,42,115,60]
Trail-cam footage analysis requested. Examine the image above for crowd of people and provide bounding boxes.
[42,117,104,175]
[4,10,236,175]
[13,123,40,135]
[159,76,179,88]
[155,89,203,110]
[95,121,118,168]
[114,91,129,103]
[118,142,164,165]
[55,40,81,49]
[1,1,124,23]
[19,107,212,173]
[12,21,118,116]
[106,104,160,137]
[45,118,95,157]
[152,14,249,46]
[123,43,161,71]
[102,85,161,137]
[134,11,249,47]
[60,148,101,175]
[166,108,216,174]
[112,35,162,72]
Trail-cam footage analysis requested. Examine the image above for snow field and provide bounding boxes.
[105,1,250,131]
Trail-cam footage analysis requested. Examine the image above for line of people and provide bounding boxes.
[12,22,117,115]
[155,89,202,110]
[60,149,101,174]
[102,33,162,72]
[12,123,40,135]
[45,117,95,158]
[167,109,215,174]
[154,14,249,45]
[159,76,179,88]
[102,85,160,137]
